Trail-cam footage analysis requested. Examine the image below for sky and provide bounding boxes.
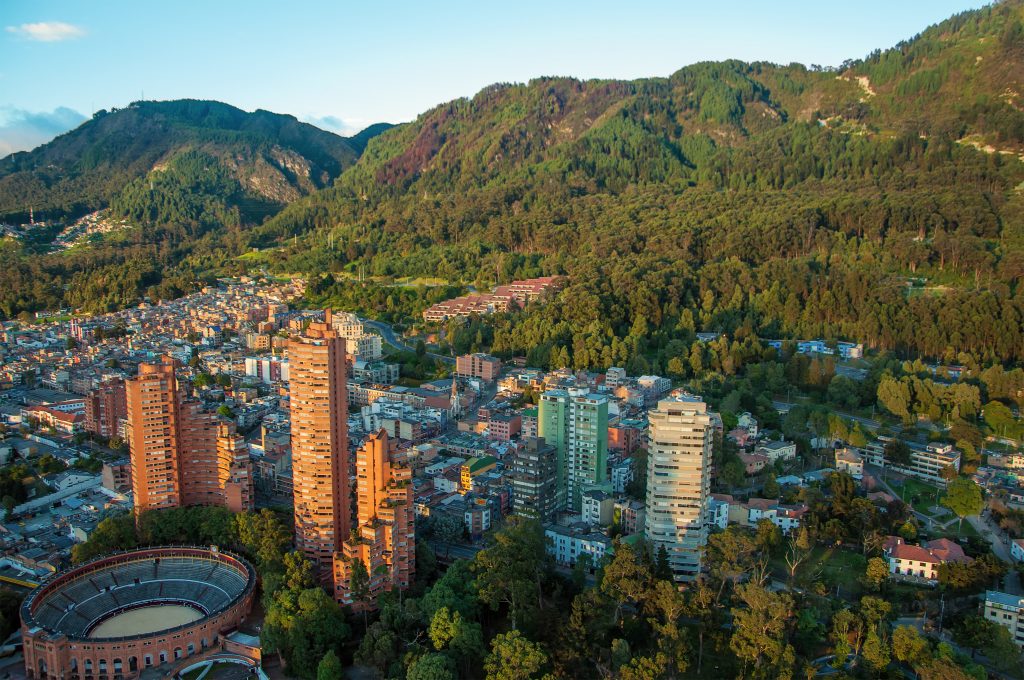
[0,0,992,155]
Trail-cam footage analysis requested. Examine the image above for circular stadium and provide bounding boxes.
[21,546,257,680]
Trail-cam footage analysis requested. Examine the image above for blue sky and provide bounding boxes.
[0,1,990,154]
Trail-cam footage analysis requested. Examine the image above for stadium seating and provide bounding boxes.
[29,552,252,639]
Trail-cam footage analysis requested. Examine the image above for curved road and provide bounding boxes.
[360,317,455,365]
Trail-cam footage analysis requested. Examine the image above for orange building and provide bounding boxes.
[127,358,254,517]
[289,311,350,578]
[333,430,415,609]
[84,377,127,439]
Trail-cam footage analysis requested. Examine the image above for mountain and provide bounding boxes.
[260,0,1024,367]
[0,99,373,224]
[2,2,1023,373]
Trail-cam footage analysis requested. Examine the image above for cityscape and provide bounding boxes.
[1,1,1024,679]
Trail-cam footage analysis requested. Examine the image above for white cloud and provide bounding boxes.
[302,114,369,137]
[0,106,87,158]
[6,22,86,42]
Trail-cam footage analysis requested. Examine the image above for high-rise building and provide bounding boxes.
[333,430,415,609]
[126,358,254,517]
[330,311,383,362]
[645,396,713,583]
[538,389,608,512]
[84,378,127,439]
[289,311,350,577]
[510,437,559,522]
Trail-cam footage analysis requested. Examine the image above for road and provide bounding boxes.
[771,400,881,429]
[967,512,1023,595]
[360,317,455,365]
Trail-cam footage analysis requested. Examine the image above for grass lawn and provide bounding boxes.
[772,546,867,598]
[890,477,942,505]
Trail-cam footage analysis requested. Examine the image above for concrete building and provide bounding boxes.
[581,489,615,527]
[510,437,559,523]
[539,389,609,512]
[862,440,961,484]
[545,523,612,567]
[645,396,712,583]
[84,378,127,439]
[614,499,646,536]
[985,591,1024,649]
[456,353,502,382]
[289,311,350,579]
[755,440,797,463]
[126,358,254,517]
[333,431,415,609]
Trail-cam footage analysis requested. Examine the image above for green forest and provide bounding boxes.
[2,2,1023,373]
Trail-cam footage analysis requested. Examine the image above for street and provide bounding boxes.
[359,317,455,365]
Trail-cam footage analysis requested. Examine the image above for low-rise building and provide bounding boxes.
[985,590,1024,649]
[882,536,972,584]
[862,441,961,484]
[835,448,864,479]
[614,499,646,536]
[545,523,612,567]
[755,440,797,463]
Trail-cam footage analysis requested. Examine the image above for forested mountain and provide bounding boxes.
[3,2,1024,373]
[258,0,1024,368]
[0,100,388,315]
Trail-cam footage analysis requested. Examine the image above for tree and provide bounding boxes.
[864,557,889,592]
[892,625,928,666]
[407,653,457,680]
[784,527,812,583]
[72,513,137,563]
[862,628,891,672]
[429,606,484,675]
[349,558,372,629]
[484,631,548,680]
[708,527,757,601]
[730,584,795,680]
[755,519,783,555]
[235,509,291,572]
[600,540,653,625]
[473,517,547,631]
[942,477,984,536]
[317,650,343,680]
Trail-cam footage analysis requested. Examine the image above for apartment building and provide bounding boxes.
[510,437,559,523]
[862,440,961,484]
[456,353,502,382]
[84,378,127,439]
[985,591,1024,649]
[539,389,609,512]
[645,396,713,583]
[126,357,254,517]
[289,311,350,578]
[333,431,415,610]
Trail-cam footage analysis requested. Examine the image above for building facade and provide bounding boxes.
[84,378,127,439]
[644,396,712,583]
[985,591,1024,649]
[333,431,415,609]
[538,389,609,512]
[455,353,502,382]
[289,311,350,578]
[126,358,253,517]
[510,437,559,522]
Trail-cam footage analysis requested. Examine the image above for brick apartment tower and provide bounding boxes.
[333,430,415,609]
[126,357,254,517]
[288,311,350,578]
[84,377,127,439]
